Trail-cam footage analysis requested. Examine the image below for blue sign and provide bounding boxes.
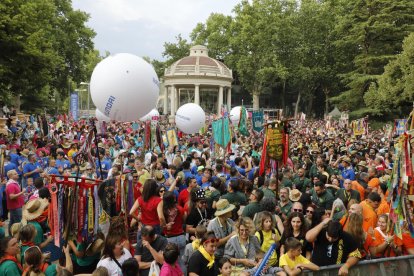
[70,92,79,121]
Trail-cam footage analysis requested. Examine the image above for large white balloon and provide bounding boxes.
[140,109,159,121]
[175,103,205,134]
[95,109,110,122]
[90,53,159,122]
[230,106,248,125]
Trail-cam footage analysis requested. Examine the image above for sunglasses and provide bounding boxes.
[159,190,165,193]
[199,200,207,204]
[293,209,303,212]
[306,209,314,214]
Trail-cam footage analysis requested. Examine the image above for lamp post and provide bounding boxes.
[80,82,90,118]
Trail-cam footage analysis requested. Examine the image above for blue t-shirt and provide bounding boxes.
[55,159,70,170]
[4,162,18,179]
[23,162,41,180]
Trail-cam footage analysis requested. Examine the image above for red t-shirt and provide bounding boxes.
[162,205,185,236]
[133,182,142,201]
[138,196,161,226]
[6,181,24,210]
[177,189,189,208]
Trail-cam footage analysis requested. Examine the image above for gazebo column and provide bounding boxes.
[227,87,232,111]
[163,86,168,115]
[171,85,176,116]
[217,86,223,114]
[194,84,200,105]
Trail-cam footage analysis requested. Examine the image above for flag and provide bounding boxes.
[238,106,249,136]
[212,117,231,148]
[395,119,408,136]
[166,128,178,147]
[252,110,264,133]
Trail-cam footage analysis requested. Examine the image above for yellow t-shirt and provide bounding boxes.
[255,230,279,266]
[279,253,310,269]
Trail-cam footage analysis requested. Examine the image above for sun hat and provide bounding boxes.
[342,156,352,164]
[155,170,166,183]
[23,198,49,221]
[214,199,236,217]
[197,165,205,172]
[357,161,367,168]
[85,238,104,256]
[289,189,302,202]
[20,148,30,158]
[62,142,71,149]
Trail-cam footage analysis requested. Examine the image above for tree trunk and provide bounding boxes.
[252,93,260,110]
[294,91,301,119]
[307,94,314,116]
[282,80,286,112]
[324,87,330,115]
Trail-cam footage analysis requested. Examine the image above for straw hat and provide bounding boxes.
[85,238,104,256]
[289,189,302,202]
[214,199,235,217]
[357,161,367,168]
[23,199,49,221]
[342,157,351,164]
[20,149,30,158]
[155,170,166,183]
[62,142,71,149]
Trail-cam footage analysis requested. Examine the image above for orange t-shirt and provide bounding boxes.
[374,228,403,257]
[368,178,380,189]
[360,200,378,231]
[376,198,390,216]
[339,215,350,230]
[351,181,365,201]
[395,233,414,254]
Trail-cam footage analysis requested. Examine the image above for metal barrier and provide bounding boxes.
[304,255,414,276]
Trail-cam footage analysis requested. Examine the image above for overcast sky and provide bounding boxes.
[72,0,241,61]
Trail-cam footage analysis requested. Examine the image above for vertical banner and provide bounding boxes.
[252,110,264,133]
[395,119,408,136]
[70,92,79,121]
[266,124,283,161]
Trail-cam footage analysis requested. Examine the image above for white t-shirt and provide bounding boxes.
[97,248,132,276]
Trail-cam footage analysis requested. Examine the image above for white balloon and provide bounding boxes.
[95,109,110,122]
[90,53,160,122]
[139,109,160,121]
[230,106,248,125]
[175,103,205,134]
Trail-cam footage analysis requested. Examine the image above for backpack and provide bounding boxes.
[258,229,276,246]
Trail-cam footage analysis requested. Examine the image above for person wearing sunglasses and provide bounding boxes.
[305,206,315,226]
[188,231,219,276]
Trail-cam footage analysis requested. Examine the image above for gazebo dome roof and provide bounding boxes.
[164,45,232,80]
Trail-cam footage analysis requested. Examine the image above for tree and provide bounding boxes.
[332,0,414,115]
[365,33,414,116]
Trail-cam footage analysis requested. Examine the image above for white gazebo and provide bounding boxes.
[163,45,233,117]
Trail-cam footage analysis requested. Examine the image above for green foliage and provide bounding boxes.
[0,0,96,113]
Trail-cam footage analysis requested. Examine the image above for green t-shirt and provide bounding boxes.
[0,260,22,276]
[74,242,100,267]
[260,187,275,198]
[28,221,44,245]
[45,263,57,276]
[281,178,293,189]
[242,202,263,219]
[221,191,247,206]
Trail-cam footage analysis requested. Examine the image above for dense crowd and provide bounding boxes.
[0,112,413,276]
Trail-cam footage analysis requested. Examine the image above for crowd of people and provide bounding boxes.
[0,112,413,276]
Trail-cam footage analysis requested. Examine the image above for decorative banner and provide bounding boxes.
[266,124,283,161]
[252,110,264,133]
[351,118,366,136]
[212,117,231,148]
[166,128,178,147]
[395,119,408,136]
[238,106,249,136]
[70,92,79,121]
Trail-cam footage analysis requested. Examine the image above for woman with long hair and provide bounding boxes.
[97,234,132,276]
[374,214,402,257]
[129,178,161,234]
[157,191,187,273]
[280,212,312,259]
[344,213,376,259]
[23,245,73,276]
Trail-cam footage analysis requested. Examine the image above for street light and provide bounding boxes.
[80,82,90,118]
[75,89,87,117]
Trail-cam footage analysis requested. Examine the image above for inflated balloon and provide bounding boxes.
[95,109,110,122]
[140,109,159,121]
[230,106,248,125]
[175,103,205,134]
[90,53,160,122]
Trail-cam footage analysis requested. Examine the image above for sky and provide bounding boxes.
[72,0,241,61]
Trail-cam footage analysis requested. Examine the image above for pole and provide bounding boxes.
[87,84,90,118]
